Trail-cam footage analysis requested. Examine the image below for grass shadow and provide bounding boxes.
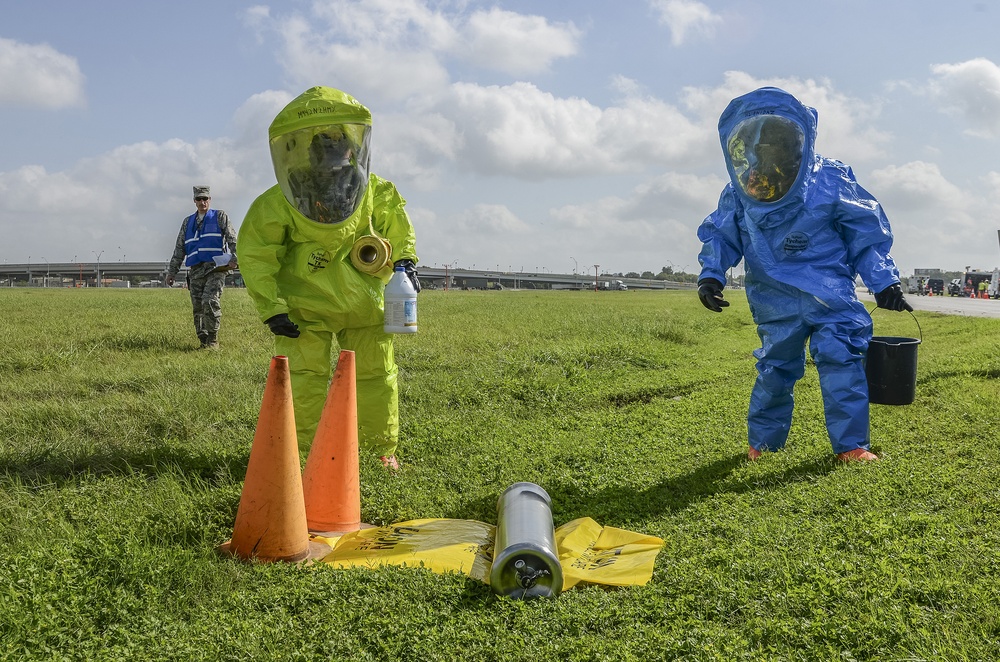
[455,454,839,527]
[576,454,837,523]
[0,443,249,487]
[922,367,1000,381]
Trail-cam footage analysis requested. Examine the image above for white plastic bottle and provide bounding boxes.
[384,266,418,334]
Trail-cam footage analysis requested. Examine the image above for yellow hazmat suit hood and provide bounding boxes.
[268,86,372,139]
[269,87,374,225]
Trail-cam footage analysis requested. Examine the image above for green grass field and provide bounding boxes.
[2,287,999,661]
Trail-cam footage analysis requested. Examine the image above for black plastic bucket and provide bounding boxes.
[866,311,921,405]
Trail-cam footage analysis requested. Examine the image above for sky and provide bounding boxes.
[2,0,1000,278]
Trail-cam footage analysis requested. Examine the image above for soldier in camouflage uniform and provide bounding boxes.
[166,186,238,349]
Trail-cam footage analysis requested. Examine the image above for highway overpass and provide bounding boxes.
[0,261,696,291]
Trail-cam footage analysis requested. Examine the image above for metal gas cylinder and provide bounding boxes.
[490,482,563,599]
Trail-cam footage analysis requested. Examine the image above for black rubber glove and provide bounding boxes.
[393,259,421,293]
[874,283,913,312]
[265,313,300,338]
[697,278,729,312]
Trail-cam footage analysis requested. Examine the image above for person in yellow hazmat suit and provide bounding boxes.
[238,87,420,471]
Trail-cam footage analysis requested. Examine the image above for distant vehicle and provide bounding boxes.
[593,279,628,291]
[907,276,942,295]
[954,269,999,298]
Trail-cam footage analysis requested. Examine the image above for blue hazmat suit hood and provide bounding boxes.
[718,87,818,222]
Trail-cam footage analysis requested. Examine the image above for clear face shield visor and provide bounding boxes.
[270,124,372,224]
[726,115,804,203]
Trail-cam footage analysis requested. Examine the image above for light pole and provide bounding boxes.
[570,256,577,275]
[594,264,600,292]
[443,261,456,291]
[92,250,104,288]
[41,257,49,287]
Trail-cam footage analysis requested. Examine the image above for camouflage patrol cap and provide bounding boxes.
[193,185,211,199]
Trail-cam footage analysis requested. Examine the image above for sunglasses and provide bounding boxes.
[194,197,210,202]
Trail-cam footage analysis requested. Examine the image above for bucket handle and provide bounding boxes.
[867,306,922,343]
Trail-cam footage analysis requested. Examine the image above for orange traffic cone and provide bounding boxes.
[302,350,368,535]
[219,356,328,562]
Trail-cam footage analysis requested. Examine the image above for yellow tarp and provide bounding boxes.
[313,517,664,591]
[555,517,665,590]
[314,518,494,583]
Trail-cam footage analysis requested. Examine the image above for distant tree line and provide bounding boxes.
[610,266,701,284]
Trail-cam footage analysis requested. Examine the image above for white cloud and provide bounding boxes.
[376,111,460,190]
[928,58,1000,139]
[4,0,992,281]
[984,171,1000,193]
[414,190,710,276]
[229,2,600,185]
[549,172,726,230]
[415,73,887,183]
[870,161,969,215]
[231,89,294,143]
[445,81,603,176]
[647,0,722,46]
[242,5,272,44]
[437,81,709,178]
[273,13,451,105]
[602,94,711,167]
[457,203,531,234]
[459,8,581,75]
[0,133,274,262]
[246,1,581,105]
[623,171,727,223]
[612,75,646,98]
[681,71,890,162]
[0,38,85,108]
[378,70,903,273]
[868,161,998,270]
[311,0,458,49]
[414,203,536,272]
[546,172,726,272]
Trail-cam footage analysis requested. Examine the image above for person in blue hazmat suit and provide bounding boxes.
[238,87,419,471]
[695,87,911,462]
